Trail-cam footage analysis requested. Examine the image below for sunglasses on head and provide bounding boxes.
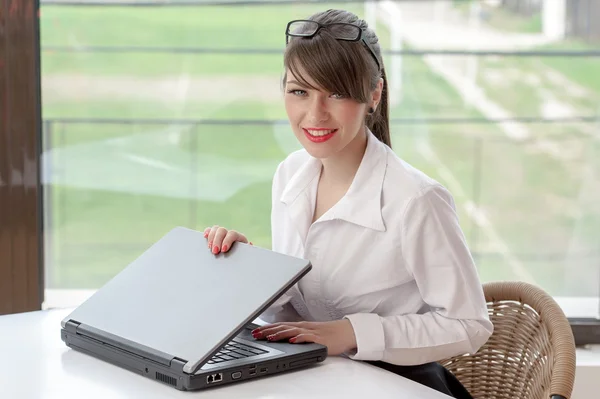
[285,20,382,72]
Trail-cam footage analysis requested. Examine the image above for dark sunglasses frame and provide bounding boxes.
[285,19,382,72]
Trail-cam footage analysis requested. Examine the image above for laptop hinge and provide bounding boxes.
[69,322,180,368]
[65,320,80,334]
[171,358,186,374]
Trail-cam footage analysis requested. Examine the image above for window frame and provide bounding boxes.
[0,0,44,315]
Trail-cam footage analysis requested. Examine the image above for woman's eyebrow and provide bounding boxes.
[286,79,310,88]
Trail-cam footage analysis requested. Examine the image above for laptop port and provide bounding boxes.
[259,367,268,374]
[206,373,223,384]
[248,366,256,376]
[231,371,242,380]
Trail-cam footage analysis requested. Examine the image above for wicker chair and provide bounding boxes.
[441,281,576,399]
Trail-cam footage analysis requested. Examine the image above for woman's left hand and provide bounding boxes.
[251,320,357,356]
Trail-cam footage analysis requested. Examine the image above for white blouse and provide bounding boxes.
[260,129,493,366]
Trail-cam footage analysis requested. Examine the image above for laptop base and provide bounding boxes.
[61,327,327,391]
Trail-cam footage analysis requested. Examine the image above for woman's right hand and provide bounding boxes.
[203,225,252,254]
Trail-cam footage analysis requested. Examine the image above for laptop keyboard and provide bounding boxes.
[207,340,268,364]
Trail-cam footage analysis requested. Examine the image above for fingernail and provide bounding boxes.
[212,245,220,254]
[252,332,261,339]
[222,245,228,252]
[251,328,260,334]
[204,232,208,238]
[289,337,296,343]
[249,242,253,246]
[267,335,275,341]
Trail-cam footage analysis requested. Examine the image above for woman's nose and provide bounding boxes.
[307,97,329,123]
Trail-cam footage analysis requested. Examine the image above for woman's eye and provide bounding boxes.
[331,93,345,99]
[287,89,306,96]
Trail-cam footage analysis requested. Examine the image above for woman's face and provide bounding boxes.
[284,66,380,160]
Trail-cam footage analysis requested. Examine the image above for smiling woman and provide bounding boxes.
[282,12,390,153]
[283,68,379,159]
[202,9,491,399]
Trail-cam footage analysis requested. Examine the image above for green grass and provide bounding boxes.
[538,40,600,94]
[43,6,316,48]
[476,51,600,119]
[41,4,600,296]
[42,51,286,76]
[41,4,363,76]
[42,86,293,155]
[45,101,290,288]
[49,182,274,288]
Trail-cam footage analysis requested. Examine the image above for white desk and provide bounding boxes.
[0,309,450,399]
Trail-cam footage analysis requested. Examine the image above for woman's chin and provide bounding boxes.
[295,135,337,159]
[301,144,336,160]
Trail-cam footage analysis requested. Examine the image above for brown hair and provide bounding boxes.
[283,9,391,148]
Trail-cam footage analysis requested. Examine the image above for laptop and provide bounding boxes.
[60,226,327,390]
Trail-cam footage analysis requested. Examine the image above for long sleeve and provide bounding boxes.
[344,185,493,365]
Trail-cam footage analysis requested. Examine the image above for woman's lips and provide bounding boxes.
[303,128,338,143]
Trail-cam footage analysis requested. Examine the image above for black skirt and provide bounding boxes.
[366,361,473,399]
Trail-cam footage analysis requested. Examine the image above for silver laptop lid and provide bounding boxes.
[61,226,311,374]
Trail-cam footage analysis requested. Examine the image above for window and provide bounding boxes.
[33,0,600,339]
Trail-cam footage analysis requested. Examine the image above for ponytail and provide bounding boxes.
[367,68,391,148]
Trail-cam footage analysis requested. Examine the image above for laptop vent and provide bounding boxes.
[155,372,177,387]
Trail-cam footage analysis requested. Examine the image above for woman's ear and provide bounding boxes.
[371,78,384,111]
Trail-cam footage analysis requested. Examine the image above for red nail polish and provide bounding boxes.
[222,245,228,252]
[213,246,219,254]
[204,232,208,238]
[289,337,296,343]
[251,328,259,334]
